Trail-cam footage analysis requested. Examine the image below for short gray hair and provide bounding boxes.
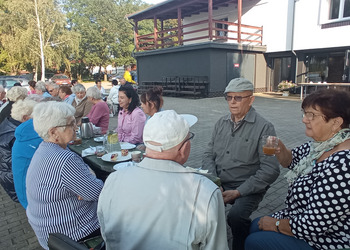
[72,83,86,94]
[35,81,47,92]
[86,86,102,100]
[47,82,59,89]
[11,98,38,122]
[32,101,75,140]
[7,86,28,102]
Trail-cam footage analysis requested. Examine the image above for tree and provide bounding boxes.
[63,0,149,79]
[0,0,79,79]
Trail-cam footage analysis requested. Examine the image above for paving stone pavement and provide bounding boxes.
[0,94,309,249]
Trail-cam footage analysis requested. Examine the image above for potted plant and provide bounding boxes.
[278,81,297,96]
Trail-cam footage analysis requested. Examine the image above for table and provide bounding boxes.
[298,82,350,100]
[69,138,134,181]
[69,138,221,186]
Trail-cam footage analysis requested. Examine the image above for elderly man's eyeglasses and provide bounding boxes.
[225,95,252,102]
[302,110,325,121]
[178,132,195,151]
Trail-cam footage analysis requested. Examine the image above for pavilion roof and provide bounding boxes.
[128,0,237,21]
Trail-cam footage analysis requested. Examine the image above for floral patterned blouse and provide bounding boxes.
[272,142,350,250]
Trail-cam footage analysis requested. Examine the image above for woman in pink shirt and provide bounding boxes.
[28,81,36,95]
[86,86,110,134]
[116,85,146,144]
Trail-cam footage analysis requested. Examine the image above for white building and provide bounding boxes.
[128,0,350,95]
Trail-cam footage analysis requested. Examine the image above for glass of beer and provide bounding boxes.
[262,135,279,156]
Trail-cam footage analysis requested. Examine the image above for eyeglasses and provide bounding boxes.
[55,121,77,129]
[302,110,325,121]
[178,132,195,151]
[48,89,54,93]
[225,95,252,102]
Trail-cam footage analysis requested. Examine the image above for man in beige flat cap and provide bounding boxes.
[202,78,280,250]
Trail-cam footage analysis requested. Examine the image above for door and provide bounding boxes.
[226,52,255,85]
[327,55,344,83]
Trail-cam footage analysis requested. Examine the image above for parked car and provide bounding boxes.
[0,76,30,92]
[45,73,55,81]
[50,74,71,85]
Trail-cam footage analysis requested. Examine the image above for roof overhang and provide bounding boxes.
[128,0,238,21]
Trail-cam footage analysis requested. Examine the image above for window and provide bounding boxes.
[215,18,228,38]
[329,0,350,20]
[307,55,328,82]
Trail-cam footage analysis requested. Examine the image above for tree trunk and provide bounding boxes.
[34,0,45,81]
[34,62,38,81]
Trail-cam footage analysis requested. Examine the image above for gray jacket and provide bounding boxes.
[202,107,280,196]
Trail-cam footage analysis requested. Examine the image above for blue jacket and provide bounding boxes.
[12,119,43,209]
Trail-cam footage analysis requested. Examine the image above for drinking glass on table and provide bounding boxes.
[104,132,119,153]
[95,145,106,157]
[131,151,142,163]
[262,135,279,156]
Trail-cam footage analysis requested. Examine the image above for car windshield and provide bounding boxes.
[5,79,20,88]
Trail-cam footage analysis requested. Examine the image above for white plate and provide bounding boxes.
[94,136,104,142]
[113,162,134,170]
[119,142,136,150]
[101,151,131,162]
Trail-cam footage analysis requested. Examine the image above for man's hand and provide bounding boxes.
[222,189,240,204]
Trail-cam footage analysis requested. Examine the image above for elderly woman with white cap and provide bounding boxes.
[26,101,103,250]
[0,98,38,202]
[98,110,228,250]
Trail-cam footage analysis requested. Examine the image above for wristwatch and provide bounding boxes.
[275,220,280,233]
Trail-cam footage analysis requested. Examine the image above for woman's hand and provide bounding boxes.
[275,139,293,168]
[258,216,278,231]
[258,216,294,236]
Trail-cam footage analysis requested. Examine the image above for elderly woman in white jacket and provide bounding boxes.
[26,101,103,250]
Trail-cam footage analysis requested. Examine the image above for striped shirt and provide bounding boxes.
[26,142,103,250]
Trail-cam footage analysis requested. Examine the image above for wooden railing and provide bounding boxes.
[136,19,263,51]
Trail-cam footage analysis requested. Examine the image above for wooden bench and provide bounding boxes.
[139,76,209,98]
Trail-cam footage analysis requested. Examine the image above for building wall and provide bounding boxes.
[182,0,293,52]
[182,0,350,52]
[135,43,266,95]
[293,0,350,50]
[255,53,268,91]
